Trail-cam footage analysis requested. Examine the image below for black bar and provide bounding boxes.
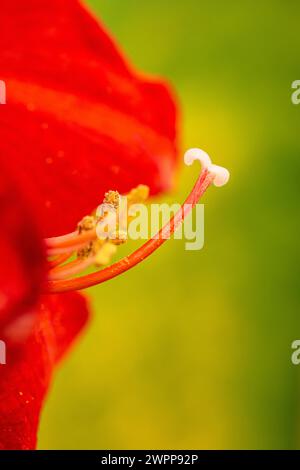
[0,450,299,466]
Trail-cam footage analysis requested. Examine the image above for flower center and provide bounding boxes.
[43,149,229,293]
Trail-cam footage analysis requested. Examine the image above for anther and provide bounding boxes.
[94,242,117,266]
[78,215,96,233]
[103,190,120,209]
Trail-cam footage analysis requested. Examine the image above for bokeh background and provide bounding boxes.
[39,0,300,449]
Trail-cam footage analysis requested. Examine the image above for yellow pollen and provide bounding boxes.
[127,184,149,204]
[94,242,117,266]
[77,215,96,233]
[104,190,120,208]
[77,242,94,260]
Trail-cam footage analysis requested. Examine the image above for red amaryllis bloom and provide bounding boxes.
[0,0,229,450]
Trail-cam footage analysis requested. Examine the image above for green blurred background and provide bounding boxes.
[39,0,300,449]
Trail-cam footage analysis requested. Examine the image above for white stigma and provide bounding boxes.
[209,164,230,187]
[184,148,212,168]
[184,148,230,187]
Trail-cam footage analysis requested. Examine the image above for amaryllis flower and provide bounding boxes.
[0,0,229,450]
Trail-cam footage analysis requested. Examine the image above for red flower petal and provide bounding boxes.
[0,163,89,449]
[0,292,89,450]
[0,159,45,331]
[0,0,178,237]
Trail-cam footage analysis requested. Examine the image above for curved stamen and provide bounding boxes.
[48,252,72,268]
[46,227,97,249]
[45,230,78,247]
[47,241,93,257]
[44,148,229,293]
[48,257,94,281]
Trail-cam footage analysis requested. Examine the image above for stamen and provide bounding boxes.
[44,149,229,293]
[45,230,79,246]
[94,242,117,266]
[48,257,94,281]
[45,185,150,253]
[103,190,120,208]
[48,242,118,280]
[46,228,97,254]
[48,252,72,268]
[78,215,96,233]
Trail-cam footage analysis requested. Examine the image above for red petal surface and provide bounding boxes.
[0,159,45,330]
[0,0,178,237]
[0,292,89,450]
[0,157,89,450]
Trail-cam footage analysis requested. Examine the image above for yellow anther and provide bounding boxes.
[76,185,149,263]
[78,237,106,261]
[94,242,117,266]
[103,190,120,208]
[77,242,94,260]
[91,239,106,253]
[77,216,97,259]
[77,215,96,233]
[127,185,149,205]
